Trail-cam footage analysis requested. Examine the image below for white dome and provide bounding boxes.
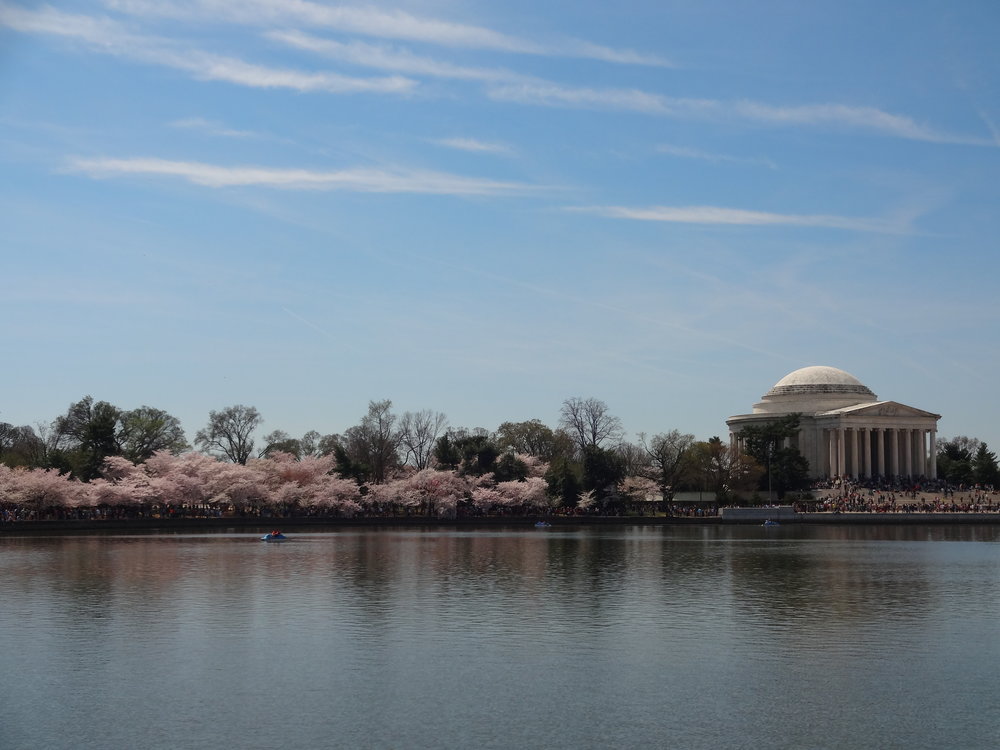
[765,366,875,399]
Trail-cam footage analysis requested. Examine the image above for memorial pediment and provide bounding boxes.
[822,401,940,419]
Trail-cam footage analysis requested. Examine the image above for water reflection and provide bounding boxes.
[1,526,999,750]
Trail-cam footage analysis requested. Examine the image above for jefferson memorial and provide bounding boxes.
[727,366,941,479]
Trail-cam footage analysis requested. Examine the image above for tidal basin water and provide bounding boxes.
[2,525,1000,750]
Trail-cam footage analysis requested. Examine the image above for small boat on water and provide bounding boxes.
[762,520,780,527]
[534,521,552,528]
[261,530,287,541]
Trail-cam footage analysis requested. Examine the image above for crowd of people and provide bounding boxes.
[800,476,999,514]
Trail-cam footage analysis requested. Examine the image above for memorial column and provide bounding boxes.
[837,427,846,478]
[904,429,913,477]
[877,428,885,477]
[929,429,937,479]
[890,429,899,476]
[827,429,836,477]
[850,428,859,478]
[862,427,872,479]
[917,430,926,476]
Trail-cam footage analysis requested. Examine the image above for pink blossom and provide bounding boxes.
[5,467,80,510]
[495,477,550,509]
[471,486,504,512]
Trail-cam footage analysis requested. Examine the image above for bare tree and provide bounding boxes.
[616,440,651,478]
[559,397,624,454]
[687,437,761,501]
[641,430,696,496]
[195,405,262,464]
[0,422,46,468]
[299,430,322,457]
[400,409,448,469]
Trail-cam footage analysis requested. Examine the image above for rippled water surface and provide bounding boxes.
[2,525,999,749]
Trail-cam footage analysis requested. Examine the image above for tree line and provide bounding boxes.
[0,395,763,512]
[2,395,994,515]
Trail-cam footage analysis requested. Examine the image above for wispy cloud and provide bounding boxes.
[432,137,513,155]
[168,117,261,138]
[571,205,911,234]
[657,144,777,169]
[0,4,416,95]
[489,82,674,115]
[267,29,522,82]
[174,53,414,93]
[1,2,130,41]
[67,156,540,195]
[728,100,979,144]
[104,0,670,66]
[489,83,993,145]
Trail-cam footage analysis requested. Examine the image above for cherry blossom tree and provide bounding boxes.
[397,468,470,517]
[253,451,336,487]
[4,467,80,514]
[308,475,363,517]
[471,486,504,514]
[621,475,659,502]
[198,460,271,513]
[495,477,550,510]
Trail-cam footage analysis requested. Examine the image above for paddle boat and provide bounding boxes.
[261,530,287,541]
[534,521,552,528]
[762,519,780,527]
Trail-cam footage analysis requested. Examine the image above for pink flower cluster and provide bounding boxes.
[0,452,554,518]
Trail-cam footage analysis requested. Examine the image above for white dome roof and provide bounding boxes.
[765,366,875,399]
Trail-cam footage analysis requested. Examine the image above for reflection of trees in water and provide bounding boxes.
[724,534,934,631]
[808,524,1000,543]
[10,526,996,647]
[328,529,673,633]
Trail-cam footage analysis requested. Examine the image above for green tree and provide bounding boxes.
[495,419,572,462]
[49,396,123,480]
[259,430,302,458]
[972,442,1000,487]
[937,438,974,484]
[195,404,262,465]
[331,439,369,484]
[545,456,582,508]
[453,431,499,476]
[581,445,626,505]
[334,400,403,484]
[493,451,528,482]
[118,406,189,462]
[737,414,810,500]
[433,432,462,470]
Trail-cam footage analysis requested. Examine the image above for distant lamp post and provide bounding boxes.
[767,443,773,504]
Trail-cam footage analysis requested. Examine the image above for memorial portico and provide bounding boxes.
[727,366,941,480]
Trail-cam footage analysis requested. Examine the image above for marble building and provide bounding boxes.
[727,366,941,479]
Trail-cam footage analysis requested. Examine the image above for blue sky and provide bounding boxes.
[2,1,999,450]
